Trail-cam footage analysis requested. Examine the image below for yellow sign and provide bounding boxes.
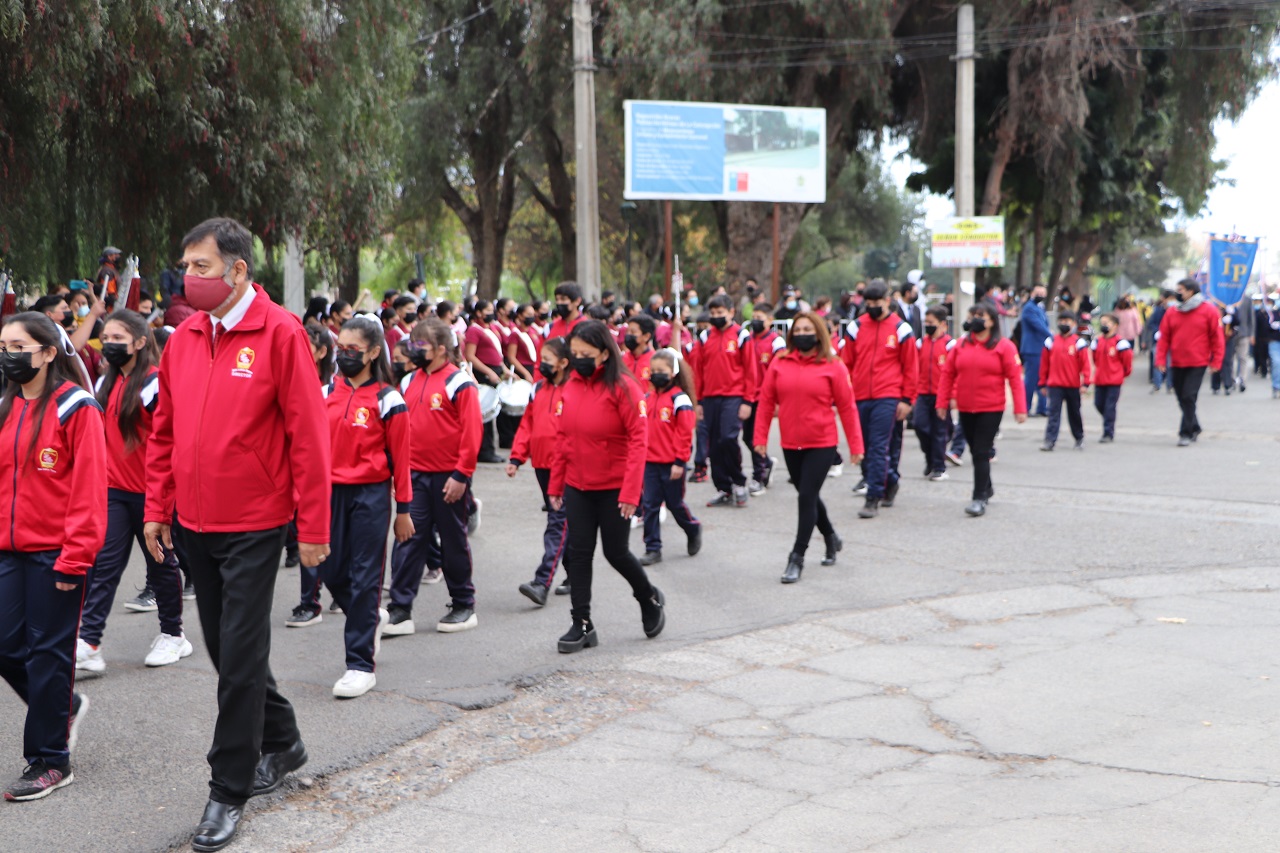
[930,217,1005,269]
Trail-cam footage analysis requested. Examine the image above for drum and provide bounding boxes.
[477,384,502,423]
[498,377,533,415]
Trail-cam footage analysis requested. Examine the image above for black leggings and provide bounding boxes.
[782,447,837,556]
[958,411,1002,501]
[564,486,653,623]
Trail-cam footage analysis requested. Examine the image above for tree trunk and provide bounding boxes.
[721,201,807,298]
[519,118,577,282]
[1063,234,1103,303]
[981,48,1025,217]
[1032,204,1045,287]
[441,146,517,302]
[337,242,361,304]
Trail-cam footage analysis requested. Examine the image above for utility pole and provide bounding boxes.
[572,0,602,300]
[953,4,976,326]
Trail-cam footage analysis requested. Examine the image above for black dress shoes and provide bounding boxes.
[252,739,308,797]
[192,799,242,852]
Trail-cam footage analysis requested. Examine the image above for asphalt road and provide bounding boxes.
[1,368,1276,851]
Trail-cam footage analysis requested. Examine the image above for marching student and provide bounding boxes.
[385,318,481,636]
[937,302,1027,517]
[1038,309,1092,451]
[507,337,572,606]
[504,303,541,384]
[78,310,191,676]
[841,279,918,519]
[638,349,702,566]
[547,281,588,340]
[323,317,414,698]
[912,306,956,481]
[742,305,785,494]
[753,314,864,584]
[0,312,106,801]
[622,313,657,387]
[463,299,507,464]
[1092,313,1134,443]
[548,321,664,654]
[689,294,758,508]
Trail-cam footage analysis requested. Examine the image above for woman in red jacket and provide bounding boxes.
[638,348,702,566]
[548,321,665,653]
[78,310,191,676]
[506,336,572,606]
[323,316,414,698]
[753,314,864,584]
[0,312,107,801]
[937,302,1028,517]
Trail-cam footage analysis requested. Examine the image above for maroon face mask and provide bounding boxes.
[184,272,236,313]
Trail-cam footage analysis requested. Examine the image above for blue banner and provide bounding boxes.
[1207,238,1258,305]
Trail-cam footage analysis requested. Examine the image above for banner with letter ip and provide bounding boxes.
[930,217,1006,268]
[1207,237,1258,306]
[624,100,826,203]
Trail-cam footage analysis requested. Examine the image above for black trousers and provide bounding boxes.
[1094,385,1121,438]
[782,447,836,556]
[563,486,653,624]
[173,523,299,806]
[1045,387,1083,445]
[740,403,769,482]
[0,549,81,768]
[1171,366,1207,438]
[388,471,475,610]
[325,482,390,673]
[702,395,746,491]
[911,394,951,475]
[958,411,1002,501]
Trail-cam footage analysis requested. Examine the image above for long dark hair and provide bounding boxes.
[340,315,395,386]
[969,300,1003,350]
[304,321,335,383]
[569,320,633,391]
[412,316,462,366]
[95,309,158,450]
[0,312,90,462]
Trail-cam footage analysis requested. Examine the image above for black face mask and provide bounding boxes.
[793,334,818,352]
[571,355,598,378]
[0,351,40,385]
[336,353,367,378]
[520,315,534,326]
[709,316,728,330]
[102,342,134,368]
[392,363,409,383]
[1175,292,1186,303]
[624,334,640,351]
[554,304,571,318]
[867,305,885,319]
[538,312,550,322]
[1099,324,1114,335]
[650,372,672,389]
[60,311,75,330]
[1058,324,1074,335]
[750,319,766,334]
[538,361,558,380]
[923,324,938,337]
[968,317,987,333]
[408,348,430,368]
[1033,295,1045,305]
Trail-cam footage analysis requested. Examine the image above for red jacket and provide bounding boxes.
[1038,333,1091,388]
[549,370,648,506]
[509,378,565,470]
[623,348,654,385]
[324,377,412,510]
[1155,299,1226,369]
[97,367,159,494]
[754,352,864,454]
[1091,335,1134,386]
[644,385,696,465]
[939,336,1028,414]
[546,314,587,341]
[146,285,332,543]
[750,330,786,372]
[0,381,107,576]
[840,313,919,403]
[400,363,481,479]
[690,322,758,401]
[915,334,954,397]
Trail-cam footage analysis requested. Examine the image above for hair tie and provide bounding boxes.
[56,323,76,356]
[660,347,682,376]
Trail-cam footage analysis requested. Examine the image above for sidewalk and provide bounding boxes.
[238,565,1280,852]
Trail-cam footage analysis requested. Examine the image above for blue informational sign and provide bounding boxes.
[1207,238,1258,306]
[624,100,827,203]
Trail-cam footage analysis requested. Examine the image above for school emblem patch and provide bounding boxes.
[430,393,444,410]
[354,407,370,427]
[38,448,58,470]
[554,400,564,416]
[232,347,255,378]
[725,339,737,353]
[640,366,651,380]
[660,406,672,423]
[886,335,897,348]
[638,399,648,417]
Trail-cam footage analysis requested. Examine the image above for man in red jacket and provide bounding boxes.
[689,294,758,507]
[1155,278,1226,446]
[144,218,331,852]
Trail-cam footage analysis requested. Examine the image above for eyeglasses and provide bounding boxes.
[334,345,368,356]
[0,343,44,354]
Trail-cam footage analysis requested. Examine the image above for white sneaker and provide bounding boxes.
[373,608,389,661]
[929,470,950,481]
[630,513,643,529]
[747,478,767,496]
[75,638,105,674]
[422,567,443,585]
[659,506,668,523]
[827,463,844,478]
[333,669,377,699]
[144,633,193,667]
[467,497,483,535]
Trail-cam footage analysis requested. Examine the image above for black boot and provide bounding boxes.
[858,498,880,519]
[881,479,900,507]
[192,800,243,852]
[558,618,598,654]
[781,552,804,584]
[639,586,666,638]
[822,532,842,566]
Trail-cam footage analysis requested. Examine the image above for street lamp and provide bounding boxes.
[621,201,638,301]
